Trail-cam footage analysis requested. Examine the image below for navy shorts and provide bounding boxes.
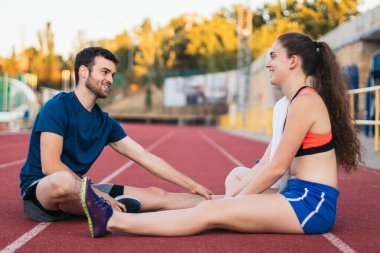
[281,178,340,234]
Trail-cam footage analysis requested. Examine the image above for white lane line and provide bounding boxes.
[322,233,356,253]
[0,130,175,253]
[198,131,244,167]
[100,131,176,183]
[198,130,357,253]
[0,223,50,253]
[0,159,26,169]
[0,131,30,136]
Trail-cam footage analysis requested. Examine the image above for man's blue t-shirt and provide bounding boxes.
[19,91,127,197]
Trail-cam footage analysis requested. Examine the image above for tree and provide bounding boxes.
[134,19,165,87]
[19,47,38,73]
[2,48,19,76]
[254,0,360,39]
[248,0,360,59]
[251,16,303,58]
[34,22,62,88]
[186,14,238,72]
[0,0,362,91]
[161,15,202,73]
[295,0,360,38]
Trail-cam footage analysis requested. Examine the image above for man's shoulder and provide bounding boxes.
[42,92,73,110]
[51,91,73,103]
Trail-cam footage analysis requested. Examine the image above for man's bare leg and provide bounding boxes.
[35,171,84,215]
[36,170,217,214]
[120,186,213,211]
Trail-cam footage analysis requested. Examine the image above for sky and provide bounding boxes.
[0,0,378,59]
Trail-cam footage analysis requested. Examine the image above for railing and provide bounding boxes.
[219,86,380,152]
[347,86,380,152]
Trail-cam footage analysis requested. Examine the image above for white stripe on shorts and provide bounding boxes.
[286,188,309,201]
[301,192,325,228]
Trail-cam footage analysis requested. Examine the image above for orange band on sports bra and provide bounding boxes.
[302,131,333,149]
[288,86,335,157]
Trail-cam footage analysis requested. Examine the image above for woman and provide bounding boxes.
[81,32,362,237]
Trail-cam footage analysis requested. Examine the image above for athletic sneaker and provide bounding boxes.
[80,177,113,238]
[115,195,141,213]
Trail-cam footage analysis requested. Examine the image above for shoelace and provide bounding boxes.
[90,189,112,211]
[97,197,112,210]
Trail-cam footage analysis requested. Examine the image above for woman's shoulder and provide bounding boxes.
[291,89,316,106]
[292,88,325,109]
[288,88,331,132]
[287,89,328,126]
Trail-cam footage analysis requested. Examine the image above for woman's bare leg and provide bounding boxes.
[107,194,303,236]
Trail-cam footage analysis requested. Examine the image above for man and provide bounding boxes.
[20,47,212,222]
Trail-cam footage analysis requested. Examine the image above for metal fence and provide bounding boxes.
[348,86,380,152]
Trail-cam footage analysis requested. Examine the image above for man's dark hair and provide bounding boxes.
[74,47,119,84]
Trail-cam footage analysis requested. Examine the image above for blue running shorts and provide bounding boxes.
[281,178,340,234]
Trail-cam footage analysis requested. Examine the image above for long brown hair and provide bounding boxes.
[278,32,362,172]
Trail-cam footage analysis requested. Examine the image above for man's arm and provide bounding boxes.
[40,132,126,211]
[109,136,213,199]
[40,132,78,176]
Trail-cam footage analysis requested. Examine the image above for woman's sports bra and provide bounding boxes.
[285,86,334,157]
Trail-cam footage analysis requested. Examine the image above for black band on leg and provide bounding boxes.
[108,184,124,198]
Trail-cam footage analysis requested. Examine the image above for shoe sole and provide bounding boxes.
[80,177,95,238]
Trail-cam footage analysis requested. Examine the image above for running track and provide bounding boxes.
[0,124,379,253]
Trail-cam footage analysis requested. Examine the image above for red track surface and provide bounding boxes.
[0,124,379,253]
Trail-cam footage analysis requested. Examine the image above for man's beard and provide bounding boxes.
[85,75,110,98]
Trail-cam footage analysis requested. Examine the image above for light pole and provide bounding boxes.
[236,1,252,128]
[2,73,9,112]
[61,70,71,91]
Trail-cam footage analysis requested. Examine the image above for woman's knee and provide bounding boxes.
[226,167,249,180]
[225,167,249,186]
[195,200,224,227]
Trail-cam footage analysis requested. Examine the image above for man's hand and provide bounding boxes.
[110,137,214,200]
[93,188,127,212]
[189,183,213,200]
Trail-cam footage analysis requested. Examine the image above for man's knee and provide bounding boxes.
[146,187,167,198]
[39,171,78,198]
[137,187,168,208]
